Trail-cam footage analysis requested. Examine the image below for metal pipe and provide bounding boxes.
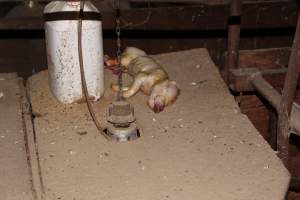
[224,0,241,83]
[277,12,300,166]
[250,73,282,111]
[249,73,300,136]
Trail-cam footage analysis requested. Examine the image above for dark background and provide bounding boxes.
[0,0,298,78]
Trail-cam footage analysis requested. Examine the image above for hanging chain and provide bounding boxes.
[115,0,121,60]
[115,0,123,101]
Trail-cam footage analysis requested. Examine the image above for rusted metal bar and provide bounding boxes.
[250,73,282,111]
[229,67,288,92]
[277,13,300,166]
[224,0,241,82]
[248,73,300,136]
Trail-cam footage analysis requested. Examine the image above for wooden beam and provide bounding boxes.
[238,47,291,69]
[268,108,278,150]
[229,47,292,92]
[0,1,298,30]
[130,0,229,4]
[277,12,300,166]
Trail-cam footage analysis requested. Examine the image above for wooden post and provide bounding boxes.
[268,109,277,150]
[277,13,300,166]
[224,0,241,83]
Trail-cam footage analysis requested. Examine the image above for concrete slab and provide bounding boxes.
[0,73,33,200]
[27,49,290,200]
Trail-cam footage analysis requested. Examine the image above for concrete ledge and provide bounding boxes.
[27,49,290,200]
[0,73,33,200]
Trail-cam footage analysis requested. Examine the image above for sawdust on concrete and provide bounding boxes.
[27,48,290,200]
[0,73,33,200]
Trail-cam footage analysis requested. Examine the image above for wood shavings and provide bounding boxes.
[264,165,270,169]
[69,150,76,155]
[189,80,208,86]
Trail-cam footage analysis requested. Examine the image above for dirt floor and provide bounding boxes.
[26,48,290,200]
